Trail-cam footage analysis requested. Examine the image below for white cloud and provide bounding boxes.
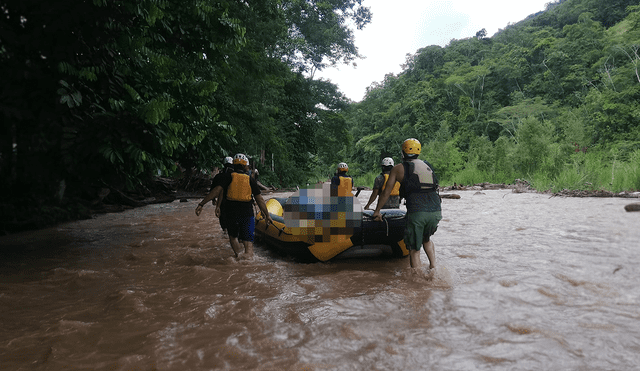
[316,0,550,102]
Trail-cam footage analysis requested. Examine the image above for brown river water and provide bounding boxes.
[1,190,639,370]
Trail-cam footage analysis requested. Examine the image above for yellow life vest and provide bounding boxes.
[337,175,353,197]
[383,173,400,196]
[226,172,252,202]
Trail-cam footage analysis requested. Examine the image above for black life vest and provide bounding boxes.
[400,159,438,199]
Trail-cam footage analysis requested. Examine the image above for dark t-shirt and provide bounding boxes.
[220,171,262,217]
[403,160,441,213]
[210,166,234,192]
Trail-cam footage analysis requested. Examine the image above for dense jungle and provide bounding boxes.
[2,0,640,233]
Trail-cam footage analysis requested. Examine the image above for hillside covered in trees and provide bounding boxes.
[344,0,640,193]
[2,0,639,232]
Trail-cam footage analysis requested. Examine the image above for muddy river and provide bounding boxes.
[1,190,639,370]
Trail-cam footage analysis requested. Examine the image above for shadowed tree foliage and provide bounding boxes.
[0,0,370,231]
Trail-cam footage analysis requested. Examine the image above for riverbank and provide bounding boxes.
[441,179,640,198]
[2,177,638,236]
[0,176,294,235]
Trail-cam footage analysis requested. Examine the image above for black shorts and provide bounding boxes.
[226,214,255,242]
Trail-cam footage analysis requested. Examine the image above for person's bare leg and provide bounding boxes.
[423,239,435,269]
[229,237,242,258]
[409,249,422,269]
[242,241,254,258]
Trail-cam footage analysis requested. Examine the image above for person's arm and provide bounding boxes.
[196,186,222,216]
[209,173,223,205]
[372,165,403,221]
[254,194,273,225]
[212,186,224,217]
[364,188,379,210]
[249,177,272,224]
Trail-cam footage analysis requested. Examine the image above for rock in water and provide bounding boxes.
[624,203,640,212]
[440,194,461,199]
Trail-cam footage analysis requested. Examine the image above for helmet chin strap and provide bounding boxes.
[402,152,418,160]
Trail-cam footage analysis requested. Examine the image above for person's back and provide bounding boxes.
[331,162,353,197]
[400,158,440,213]
[364,157,400,210]
[223,169,254,208]
[372,138,442,269]
[201,157,234,233]
[218,153,272,258]
[210,157,234,193]
[195,154,273,259]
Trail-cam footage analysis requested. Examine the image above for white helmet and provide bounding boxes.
[337,162,348,172]
[381,157,394,167]
[223,156,233,165]
[233,153,249,166]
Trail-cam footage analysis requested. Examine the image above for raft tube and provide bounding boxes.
[255,197,409,262]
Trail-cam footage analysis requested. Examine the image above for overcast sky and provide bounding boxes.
[316,0,552,102]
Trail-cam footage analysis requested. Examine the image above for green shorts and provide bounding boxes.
[404,211,442,251]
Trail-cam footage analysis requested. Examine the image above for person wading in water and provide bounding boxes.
[196,153,272,258]
[199,156,234,234]
[372,138,442,269]
[364,157,401,210]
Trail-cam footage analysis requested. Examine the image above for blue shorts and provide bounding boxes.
[227,215,255,242]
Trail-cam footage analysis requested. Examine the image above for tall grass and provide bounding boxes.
[535,150,640,192]
[438,149,640,192]
[449,166,515,187]
[348,149,640,193]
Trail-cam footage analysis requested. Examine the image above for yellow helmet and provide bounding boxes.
[402,138,421,157]
[233,153,249,166]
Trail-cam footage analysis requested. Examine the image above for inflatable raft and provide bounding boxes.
[255,193,409,262]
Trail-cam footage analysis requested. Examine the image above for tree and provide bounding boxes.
[1,0,371,232]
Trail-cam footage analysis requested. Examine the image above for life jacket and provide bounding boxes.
[226,171,252,202]
[382,173,400,196]
[339,175,353,196]
[331,174,353,196]
[400,159,437,199]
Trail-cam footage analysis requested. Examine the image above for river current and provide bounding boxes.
[1,189,639,370]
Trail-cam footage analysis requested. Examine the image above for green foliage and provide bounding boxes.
[351,171,379,191]
[527,147,640,192]
[513,116,554,174]
[1,0,368,215]
[5,0,640,234]
[338,0,640,193]
[421,138,465,183]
